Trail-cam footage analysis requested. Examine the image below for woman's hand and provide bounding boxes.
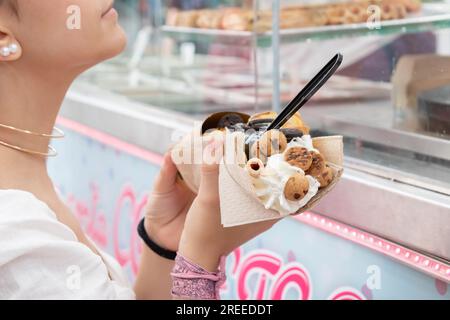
[144,152,196,252]
[178,138,279,271]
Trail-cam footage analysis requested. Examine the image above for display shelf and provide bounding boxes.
[161,3,450,46]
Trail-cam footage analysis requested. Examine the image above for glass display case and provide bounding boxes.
[68,0,450,272]
[79,0,450,195]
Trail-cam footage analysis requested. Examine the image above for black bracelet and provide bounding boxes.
[137,218,177,261]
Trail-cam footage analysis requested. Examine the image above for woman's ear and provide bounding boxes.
[0,27,22,61]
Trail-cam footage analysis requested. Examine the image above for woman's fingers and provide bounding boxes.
[152,152,179,194]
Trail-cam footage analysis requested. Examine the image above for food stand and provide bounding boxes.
[48,0,450,299]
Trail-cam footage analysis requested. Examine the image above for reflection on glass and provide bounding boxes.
[77,0,450,194]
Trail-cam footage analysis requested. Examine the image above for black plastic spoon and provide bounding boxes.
[266,53,343,131]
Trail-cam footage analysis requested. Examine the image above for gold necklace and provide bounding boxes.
[0,124,64,157]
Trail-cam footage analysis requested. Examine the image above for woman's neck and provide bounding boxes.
[0,62,75,191]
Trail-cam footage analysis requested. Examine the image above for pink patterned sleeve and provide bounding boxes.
[171,254,226,300]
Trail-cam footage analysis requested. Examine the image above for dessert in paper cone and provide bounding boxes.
[172,111,344,227]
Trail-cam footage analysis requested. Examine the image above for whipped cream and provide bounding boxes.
[249,135,321,216]
[287,135,318,153]
[251,152,320,217]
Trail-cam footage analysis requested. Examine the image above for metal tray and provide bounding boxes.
[162,3,450,46]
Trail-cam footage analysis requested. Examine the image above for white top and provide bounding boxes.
[0,190,136,300]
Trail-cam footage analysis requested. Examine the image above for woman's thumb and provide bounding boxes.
[152,152,178,194]
[198,137,224,199]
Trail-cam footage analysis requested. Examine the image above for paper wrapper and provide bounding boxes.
[172,112,344,227]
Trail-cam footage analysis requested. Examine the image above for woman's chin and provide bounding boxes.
[104,26,128,59]
[74,35,127,75]
[93,28,128,64]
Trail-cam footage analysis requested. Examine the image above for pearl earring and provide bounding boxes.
[1,44,18,57]
[1,46,10,57]
[9,43,18,54]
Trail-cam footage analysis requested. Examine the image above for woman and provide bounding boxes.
[0,0,276,299]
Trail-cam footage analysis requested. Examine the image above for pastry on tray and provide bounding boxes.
[172,111,344,227]
[195,10,224,29]
[361,0,422,13]
[221,9,253,31]
[165,0,422,31]
[255,9,328,31]
[173,10,202,27]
